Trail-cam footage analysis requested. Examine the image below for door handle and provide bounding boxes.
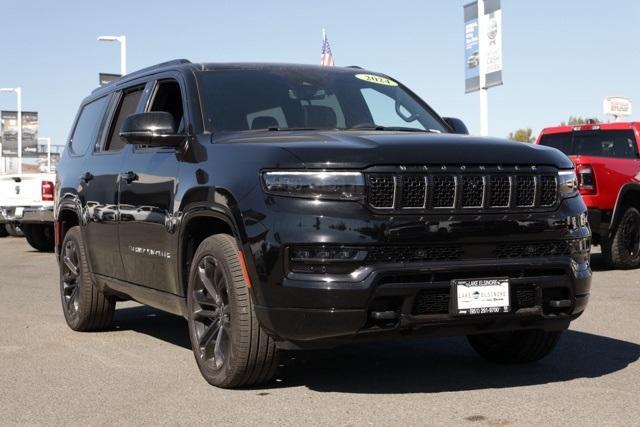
[122,171,139,184]
[81,172,93,183]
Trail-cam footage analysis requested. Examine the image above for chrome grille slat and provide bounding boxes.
[366,169,559,212]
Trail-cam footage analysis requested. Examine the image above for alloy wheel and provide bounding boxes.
[191,255,231,370]
[61,240,81,318]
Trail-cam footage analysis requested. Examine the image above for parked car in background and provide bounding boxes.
[0,172,56,251]
[537,122,640,268]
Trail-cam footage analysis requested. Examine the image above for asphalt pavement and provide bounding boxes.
[0,237,638,426]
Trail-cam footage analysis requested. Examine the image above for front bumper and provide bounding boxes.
[0,205,54,224]
[241,192,591,347]
[255,256,590,347]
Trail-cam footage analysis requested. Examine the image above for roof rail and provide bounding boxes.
[346,65,363,69]
[92,59,192,93]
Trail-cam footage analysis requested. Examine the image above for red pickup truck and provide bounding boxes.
[536,122,640,269]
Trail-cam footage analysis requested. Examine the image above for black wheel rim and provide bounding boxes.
[191,255,231,370]
[622,212,640,258]
[61,240,80,317]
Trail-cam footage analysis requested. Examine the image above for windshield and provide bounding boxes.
[196,68,448,133]
[539,130,639,159]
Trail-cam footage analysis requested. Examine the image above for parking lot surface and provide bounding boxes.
[0,237,638,426]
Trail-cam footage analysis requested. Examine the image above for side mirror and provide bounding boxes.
[443,117,469,135]
[120,112,185,146]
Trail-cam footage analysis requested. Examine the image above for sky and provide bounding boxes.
[1,0,639,149]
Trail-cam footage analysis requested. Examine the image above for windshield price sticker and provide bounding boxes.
[454,278,510,315]
[355,74,398,86]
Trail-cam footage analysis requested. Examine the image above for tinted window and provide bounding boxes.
[149,80,184,132]
[540,130,638,159]
[196,69,447,133]
[69,96,109,155]
[538,133,572,155]
[104,87,144,151]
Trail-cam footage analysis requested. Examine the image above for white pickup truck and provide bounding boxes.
[0,173,55,252]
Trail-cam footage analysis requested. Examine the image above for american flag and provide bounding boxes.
[320,29,334,66]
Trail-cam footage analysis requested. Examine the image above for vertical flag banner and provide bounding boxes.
[320,29,335,66]
[464,3,480,93]
[464,0,502,93]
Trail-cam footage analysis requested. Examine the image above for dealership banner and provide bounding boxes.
[464,0,503,93]
[1,110,38,156]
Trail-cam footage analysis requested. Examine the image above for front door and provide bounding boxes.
[117,78,184,293]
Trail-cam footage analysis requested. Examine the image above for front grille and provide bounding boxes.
[362,241,573,265]
[540,176,558,206]
[368,175,395,208]
[461,176,484,208]
[413,289,450,315]
[514,284,537,308]
[412,284,539,315]
[366,246,464,264]
[494,241,571,258]
[401,176,426,208]
[515,176,536,207]
[431,176,456,208]
[367,167,559,212]
[489,176,511,207]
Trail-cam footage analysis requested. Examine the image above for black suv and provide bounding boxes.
[55,60,591,388]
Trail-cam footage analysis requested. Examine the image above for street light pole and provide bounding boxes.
[97,35,127,76]
[0,87,22,174]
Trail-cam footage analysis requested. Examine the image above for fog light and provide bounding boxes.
[289,246,368,274]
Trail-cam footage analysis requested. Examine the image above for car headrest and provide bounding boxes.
[251,116,279,130]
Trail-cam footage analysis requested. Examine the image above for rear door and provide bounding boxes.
[82,85,146,279]
[117,76,184,292]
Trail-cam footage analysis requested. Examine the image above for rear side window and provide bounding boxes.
[104,87,144,152]
[69,96,109,155]
[540,130,639,159]
[538,133,572,155]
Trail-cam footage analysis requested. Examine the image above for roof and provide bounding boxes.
[91,59,376,96]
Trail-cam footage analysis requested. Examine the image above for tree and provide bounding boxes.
[561,116,601,126]
[508,128,535,143]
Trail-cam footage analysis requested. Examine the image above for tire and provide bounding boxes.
[602,206,640,269]
[5,224,23,237]
[468,329,562,363]
[186,234,278,388]
[59,226,115,331]
[22,224,55,252]
[0,225,7,238]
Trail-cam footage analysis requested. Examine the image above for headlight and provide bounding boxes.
[262,171,365,200]
[558,170,578,197]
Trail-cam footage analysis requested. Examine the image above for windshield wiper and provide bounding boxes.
[255,127,335,132]
[347,125,430,132]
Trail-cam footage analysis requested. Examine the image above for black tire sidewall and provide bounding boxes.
[611,207,640,269]
[186,236,244,387]
[60,227,84,329]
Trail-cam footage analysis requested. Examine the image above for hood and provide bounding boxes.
[216,130,574,169]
